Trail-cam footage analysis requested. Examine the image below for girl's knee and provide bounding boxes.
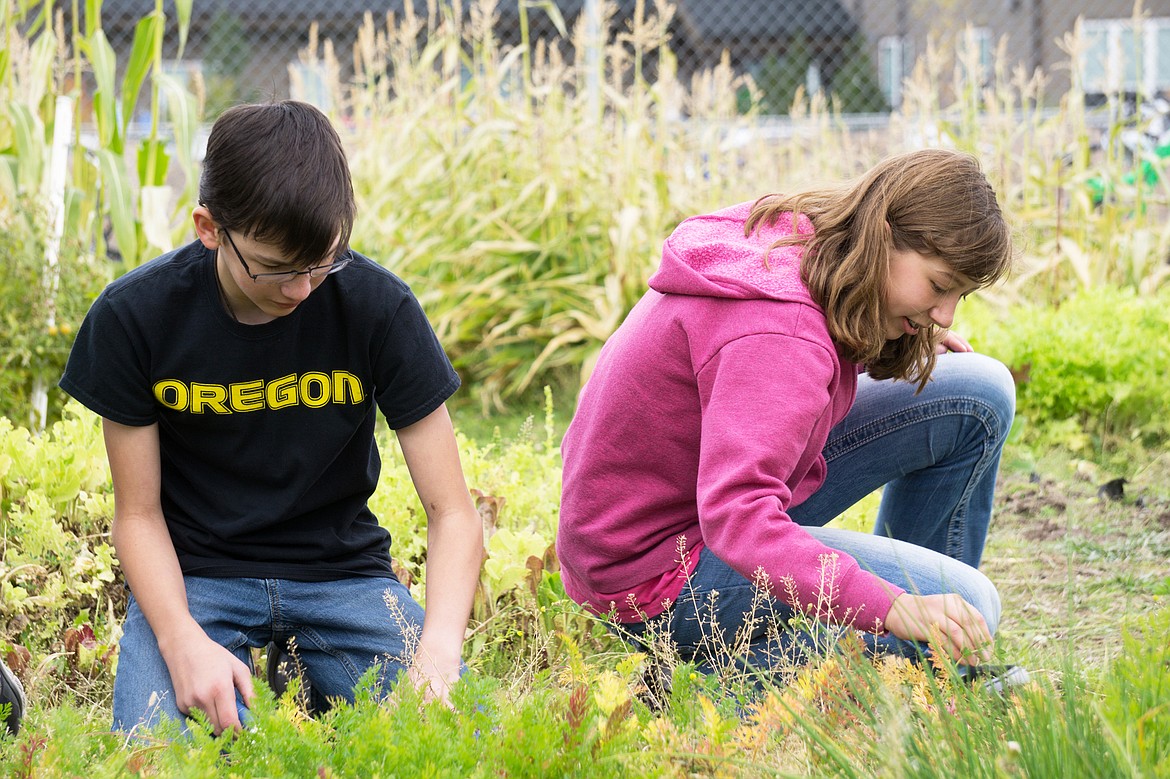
[959,568,1001,635]
[975,354,1016,432]
[940,352,1016,442]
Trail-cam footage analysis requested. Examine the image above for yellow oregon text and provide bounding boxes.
[152,371,366,414]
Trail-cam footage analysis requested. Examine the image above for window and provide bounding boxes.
[959,27,993,87]
[806,61,823,98]
[879,36,911,108]
[288,60,333,112]
[154,60,202,129]
[1156,24,1170,88]
[1081,18,1170,96]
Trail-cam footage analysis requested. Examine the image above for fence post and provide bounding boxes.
[31,95,74,433]
[583,0,602,121]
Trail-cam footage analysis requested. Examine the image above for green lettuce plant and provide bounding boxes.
[965,287,1170,461]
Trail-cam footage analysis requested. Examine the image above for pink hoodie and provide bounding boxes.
[557,202,904,632]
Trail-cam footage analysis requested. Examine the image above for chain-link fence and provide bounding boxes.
[80,1,1170,116]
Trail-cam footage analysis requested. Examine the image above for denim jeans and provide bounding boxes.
[113,574,424,733]
[622,351,1015,673]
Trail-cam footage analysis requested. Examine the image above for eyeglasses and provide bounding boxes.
[222,228,351,284]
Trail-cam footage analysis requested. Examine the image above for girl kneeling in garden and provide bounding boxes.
[558,148,1017,678]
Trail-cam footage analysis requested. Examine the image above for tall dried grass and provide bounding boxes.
[291,2,1170,409]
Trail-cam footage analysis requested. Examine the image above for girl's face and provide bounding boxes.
[883,248,978,340]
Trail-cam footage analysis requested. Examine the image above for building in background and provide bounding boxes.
[92,0,1170,115]
[852,0,1170,108]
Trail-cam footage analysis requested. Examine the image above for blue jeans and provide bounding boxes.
[113,574,425,733]
[622,352,1015,672]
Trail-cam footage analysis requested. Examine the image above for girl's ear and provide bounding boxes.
[192,205,221,250]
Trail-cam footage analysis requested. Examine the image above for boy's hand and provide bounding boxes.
[163,628,255,735]
[406,644,461,708]
[395,405,480,710]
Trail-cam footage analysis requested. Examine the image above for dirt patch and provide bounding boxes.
[998,475,1069,516]
[987,468,1167,668]
[1019,518,1066,542]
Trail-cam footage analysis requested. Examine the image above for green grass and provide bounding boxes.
[4,0,1170,773]
[985,454,1170,673]
[3,406,1170,776]
[447,380,577,444]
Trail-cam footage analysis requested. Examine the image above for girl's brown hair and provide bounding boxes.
[743,148,1013,389]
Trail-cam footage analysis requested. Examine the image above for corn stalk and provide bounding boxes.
[0,0,198,428]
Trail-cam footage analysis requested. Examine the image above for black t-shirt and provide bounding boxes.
[60,240,460,580]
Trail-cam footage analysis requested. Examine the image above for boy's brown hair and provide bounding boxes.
[199,100,355,268]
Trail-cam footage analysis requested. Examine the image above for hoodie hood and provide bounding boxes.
[649,201,816,305]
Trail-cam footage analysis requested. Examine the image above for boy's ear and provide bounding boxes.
[192,205,221,250]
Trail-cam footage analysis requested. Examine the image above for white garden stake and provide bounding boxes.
[32,94,73,432]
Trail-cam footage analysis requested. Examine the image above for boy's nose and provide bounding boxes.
[282,274,314,301]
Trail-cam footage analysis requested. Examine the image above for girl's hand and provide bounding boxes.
[884,593,993,664]
[936,331,973,354]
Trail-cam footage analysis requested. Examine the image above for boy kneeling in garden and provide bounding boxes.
[61,101,481,735]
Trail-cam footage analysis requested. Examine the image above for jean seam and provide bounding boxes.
[295,627,366,686]
[943,437,1000,562]
[822,396,1002,461]
[266,578,287,635]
